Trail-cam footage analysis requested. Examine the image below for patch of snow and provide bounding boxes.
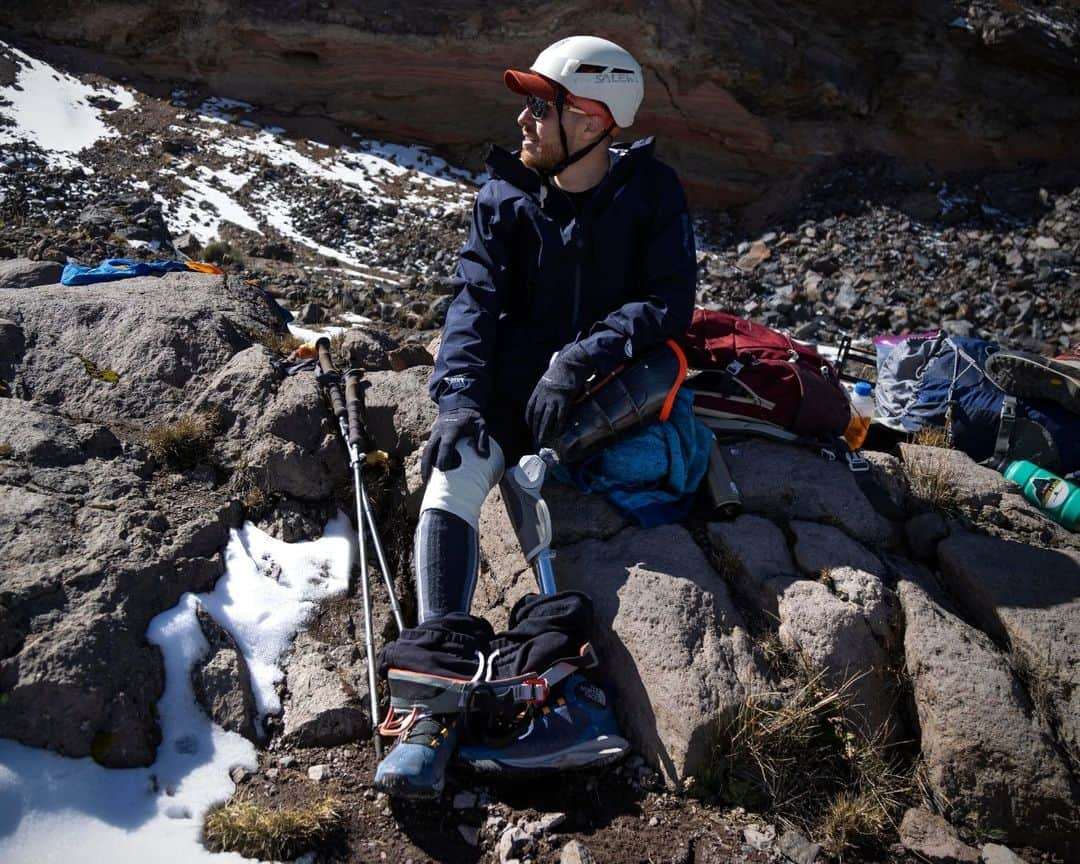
[0,515,355,863]
[196,95,256,124]
[287,321,352,342]
[0,40,135,168]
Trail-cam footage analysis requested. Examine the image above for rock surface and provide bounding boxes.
[898,807,980,863]
[720,439,898,546]
[0,273,312,766]
[938,530,1080,769]
[6,2,1080,211]
[898,570,1078,858]
[556,524,766,785]
[281,630,369,747]
[0,257,61,289]
[192,604,257,741]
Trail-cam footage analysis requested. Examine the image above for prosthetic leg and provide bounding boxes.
[500,450,558,595]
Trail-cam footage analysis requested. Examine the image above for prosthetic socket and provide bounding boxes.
[552,339,688,465]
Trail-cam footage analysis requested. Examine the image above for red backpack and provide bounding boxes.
[681,309,851,438]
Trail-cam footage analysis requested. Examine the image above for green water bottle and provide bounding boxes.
[1003,460,1080,531]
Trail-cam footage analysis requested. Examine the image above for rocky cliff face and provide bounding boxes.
[2,0,1079,211]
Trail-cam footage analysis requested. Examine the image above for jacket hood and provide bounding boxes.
[484,136,657,203]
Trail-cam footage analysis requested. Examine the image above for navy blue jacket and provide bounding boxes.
[431,137,697,433]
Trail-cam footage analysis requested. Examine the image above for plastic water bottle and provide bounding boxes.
[843,380,875,450]
[1003,460,1080,531]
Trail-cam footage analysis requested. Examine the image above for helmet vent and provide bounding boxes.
[575,64,607,73]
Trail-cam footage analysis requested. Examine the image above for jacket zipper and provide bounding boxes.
[547,179,588,337]
[571,222,583,334]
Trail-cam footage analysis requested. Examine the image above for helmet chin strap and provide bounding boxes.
[543,86,615,181]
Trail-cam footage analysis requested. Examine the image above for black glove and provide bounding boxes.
[421,407,490,482]
[525,342,595,445]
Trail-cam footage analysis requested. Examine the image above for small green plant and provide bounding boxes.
[77,354,120,384]
[203,797,343,860]
[147,410,221,471]
[201,239,243,266]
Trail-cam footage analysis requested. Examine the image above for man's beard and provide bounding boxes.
[520,143,565,172]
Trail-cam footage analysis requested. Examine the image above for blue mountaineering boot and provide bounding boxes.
[374,713,459,799]
[455,674,629,775]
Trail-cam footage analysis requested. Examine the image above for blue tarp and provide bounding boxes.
[61,258,192,286]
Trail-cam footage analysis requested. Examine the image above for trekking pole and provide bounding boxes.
[343,369,405,633]
[315,338,391,759]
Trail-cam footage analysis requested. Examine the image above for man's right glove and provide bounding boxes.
[421,407,491,482]
[525,342,595,446]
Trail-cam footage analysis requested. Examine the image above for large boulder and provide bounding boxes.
[0,257,62,289]
[898,568,1079,859]
[361,366,438,460]
[720,440,898,547]
[0,272,285,420]
[0,272,291,766]
[707,513,797,619]
[774,576,900,739]
[0,446,239,765]
[556,524,767,785]
[938,530,1080,767]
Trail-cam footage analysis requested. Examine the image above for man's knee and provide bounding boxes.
[419,436,505,528]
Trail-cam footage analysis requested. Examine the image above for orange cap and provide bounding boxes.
[504,68,614,125]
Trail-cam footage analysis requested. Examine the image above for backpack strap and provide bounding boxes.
[989,395,1018,470]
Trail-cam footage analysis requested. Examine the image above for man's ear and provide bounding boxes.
[586,114,610,138]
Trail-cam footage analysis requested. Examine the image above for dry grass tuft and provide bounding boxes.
[705,654,914,859]
[147,410,221,470]
[258,330,305,357]
[912,425,951,449]
[203,797,343,860]
[905,447,960,515]
[0,441,12,459]
[818,790,889,857]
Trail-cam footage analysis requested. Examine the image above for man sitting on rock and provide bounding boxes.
[375,35,698,798]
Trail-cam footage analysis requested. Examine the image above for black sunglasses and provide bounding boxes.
[524,94,587,121]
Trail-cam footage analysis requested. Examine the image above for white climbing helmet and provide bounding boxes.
[504,35,644,128]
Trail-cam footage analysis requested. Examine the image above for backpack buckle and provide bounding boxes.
[514,678,549,705]
[726,359,744,375]
[845,451,870,472]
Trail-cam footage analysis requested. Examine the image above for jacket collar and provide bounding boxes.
[484,136,657,208]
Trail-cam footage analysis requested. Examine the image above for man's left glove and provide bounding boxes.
[421,408,491,482]
[525,342,595,445]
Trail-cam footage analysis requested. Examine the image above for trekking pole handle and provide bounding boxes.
[315,337,347,419]
[343,369,373,453]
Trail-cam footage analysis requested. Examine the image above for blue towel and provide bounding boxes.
[556,389,713,527]
[61,258,190,286]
